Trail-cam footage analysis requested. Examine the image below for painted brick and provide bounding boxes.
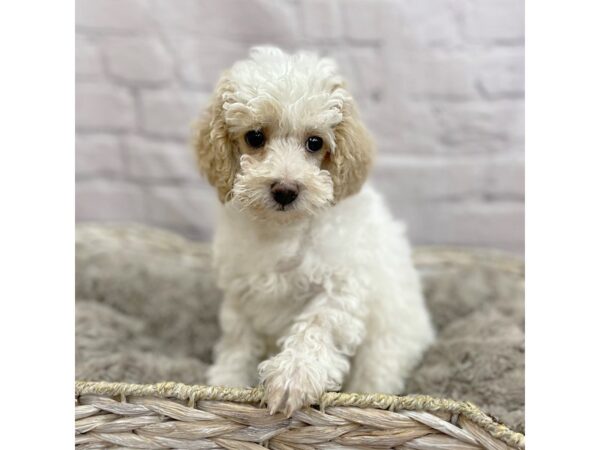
[172,38,247,88]
[464,0,525,44]
[139,90,208,139]
[395,201,525,252]
[348,48,384,104]
[145,184,217,239]
[76,180,146,221]
[153,0,299,42]
[76,36,103,79]
[486,156,525,200]
[477,49,525,99]
[372,154,524,204]
[371,102,443,155]
[387,0,462,48]
[124,135,199,181]
[74,0,525,252]
[432,100,524,150]
[76,84,136,131]
[341,0,385,42]
[307,46,358,96]
[103,37,174,85]
[399,52,479,100]
[301,0,343,41]
[371,155,488,202]
[76,0,153,31]
[76,134,125,177]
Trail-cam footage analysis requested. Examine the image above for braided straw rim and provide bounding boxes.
[76,227,524,448]
[75,381,524,449]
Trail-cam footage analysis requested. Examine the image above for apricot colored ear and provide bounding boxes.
[194,75,239,203]
[323,100,375,201]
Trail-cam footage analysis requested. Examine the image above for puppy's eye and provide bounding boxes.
[305,136,323,153]
[244,130,265,148]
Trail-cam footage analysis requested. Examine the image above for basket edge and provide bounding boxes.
[75,380,525,449]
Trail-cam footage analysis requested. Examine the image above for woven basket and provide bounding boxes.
[75,381,524,449]
[75,225,524,449]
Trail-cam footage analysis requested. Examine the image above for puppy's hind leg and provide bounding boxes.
[207,293,265,388]
[344,336,408,394]
[344,306,434,395]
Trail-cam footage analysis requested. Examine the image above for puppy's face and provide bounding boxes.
[195,47,374,223]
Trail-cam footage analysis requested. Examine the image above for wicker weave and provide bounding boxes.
[75,381,524,449]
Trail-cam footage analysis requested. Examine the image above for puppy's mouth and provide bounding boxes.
[276,204,293,212]
[231,176,333,220]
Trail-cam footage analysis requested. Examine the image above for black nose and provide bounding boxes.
[271,182,298,206]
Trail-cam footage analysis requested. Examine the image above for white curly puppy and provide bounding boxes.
[195,47,434,416]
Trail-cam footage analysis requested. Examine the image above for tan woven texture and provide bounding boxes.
[76,381,524,449]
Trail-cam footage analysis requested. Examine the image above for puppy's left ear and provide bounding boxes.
[324,99,375,201]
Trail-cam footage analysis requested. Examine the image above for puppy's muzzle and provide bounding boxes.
[271,182,299,207]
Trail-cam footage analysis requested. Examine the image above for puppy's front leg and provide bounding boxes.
[259,283,367,416]
[207,294,264,388]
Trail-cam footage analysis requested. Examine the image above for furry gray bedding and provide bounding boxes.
[75,223,524,448]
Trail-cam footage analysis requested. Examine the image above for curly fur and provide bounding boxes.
[195,75,239,202]
[324,102,374,200]
[195,47,435,416]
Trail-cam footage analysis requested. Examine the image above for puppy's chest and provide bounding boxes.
[238,277,313,338]
[222,254,319,337]
[215,218,329,336]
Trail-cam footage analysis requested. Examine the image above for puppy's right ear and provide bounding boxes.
[194,74,238,203]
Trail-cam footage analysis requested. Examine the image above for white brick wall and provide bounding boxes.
[76,0,524,252]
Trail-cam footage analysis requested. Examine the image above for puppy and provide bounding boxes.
[195,47,434,416]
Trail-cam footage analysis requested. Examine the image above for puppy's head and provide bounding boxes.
[195,47,374,222]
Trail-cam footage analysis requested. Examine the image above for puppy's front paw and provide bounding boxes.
[258,356,326,417]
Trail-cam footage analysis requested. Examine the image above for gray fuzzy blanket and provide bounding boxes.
[75,224,524,433]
